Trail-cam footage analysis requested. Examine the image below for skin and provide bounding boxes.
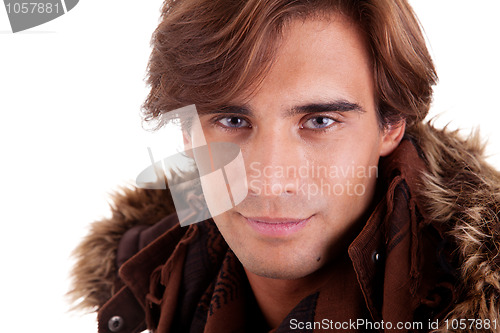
[188,14,405,328]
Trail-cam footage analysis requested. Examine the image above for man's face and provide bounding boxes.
[196,15,401,279]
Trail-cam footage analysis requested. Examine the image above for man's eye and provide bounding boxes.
[217,116,250,129]
[302,116,336,129]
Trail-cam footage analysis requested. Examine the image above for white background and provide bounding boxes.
[1,1,499,332]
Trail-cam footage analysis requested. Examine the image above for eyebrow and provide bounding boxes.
[198,105,252,116]
[288,100,365,116]
[198,100,365,117]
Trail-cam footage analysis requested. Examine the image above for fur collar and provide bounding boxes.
[68,122,500,331]
[407,123,500,330]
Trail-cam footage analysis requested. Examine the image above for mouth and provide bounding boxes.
[242,215,312,237]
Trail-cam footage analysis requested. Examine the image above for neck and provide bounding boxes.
[244,254,349,329]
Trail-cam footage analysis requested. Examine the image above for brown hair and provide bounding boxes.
[142,0,437,129]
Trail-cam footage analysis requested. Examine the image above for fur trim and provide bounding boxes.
[408,122,500,332]
[67,181,176,311]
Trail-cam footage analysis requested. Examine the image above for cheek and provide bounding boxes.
[309,136,380,181]
[212,212,245,249]
[342,126,383,178]
[306,136,380,212]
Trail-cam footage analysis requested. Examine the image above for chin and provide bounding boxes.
[249,267,315,280]
[214,212,332,280]
[237,249,324,280]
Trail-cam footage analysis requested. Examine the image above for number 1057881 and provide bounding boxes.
[6,2,61,14]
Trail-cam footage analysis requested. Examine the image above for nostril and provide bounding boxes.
[247,178,262,195]
[283,183,296,195]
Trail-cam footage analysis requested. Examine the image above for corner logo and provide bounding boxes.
[136,105,249,227]
[3,0,78,33]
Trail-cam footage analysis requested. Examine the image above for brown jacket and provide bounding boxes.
[69,123,500,333]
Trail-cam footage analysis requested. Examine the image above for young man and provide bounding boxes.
[69,0,500,332]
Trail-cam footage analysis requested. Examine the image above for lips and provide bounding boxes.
[243,215,311,237]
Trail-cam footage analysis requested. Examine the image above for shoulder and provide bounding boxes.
[409,122,500,328]
[68,183,177,311]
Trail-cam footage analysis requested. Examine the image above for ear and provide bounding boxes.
[379,121,406,157]
[183,130,192,151]
[182,130,195,158]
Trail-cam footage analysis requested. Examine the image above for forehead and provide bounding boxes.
[278,14,370,69]
[235,15,375,113]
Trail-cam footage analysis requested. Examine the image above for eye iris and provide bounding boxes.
[229,117,241,126]
[313,117,331,128]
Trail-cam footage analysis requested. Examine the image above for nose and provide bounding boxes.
[245,126,306,197]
